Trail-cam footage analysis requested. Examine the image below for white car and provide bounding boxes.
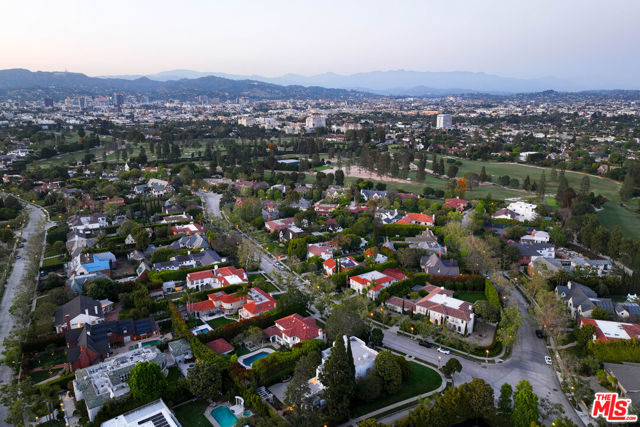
[437,347,450,355]
[544,356,552,365]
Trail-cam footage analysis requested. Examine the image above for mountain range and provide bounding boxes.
[103,69,586,95]
[0,68,363,100]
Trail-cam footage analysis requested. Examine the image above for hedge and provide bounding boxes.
[253,339,325,385]
[195,304,307,344]
[147,261,230,282]
[331,260,399,289]
[589,339,640,363]
[484,279,501,310]
[21,334,66,353]
[34,372,74,390]
[379,224,427,237]
[429,274,485,292]
[378,273,430,302]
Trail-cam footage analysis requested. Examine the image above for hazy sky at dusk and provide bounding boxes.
[1,0,639,87]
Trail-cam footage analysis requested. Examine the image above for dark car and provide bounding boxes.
[535,329,544,339]
[418,340,432,348]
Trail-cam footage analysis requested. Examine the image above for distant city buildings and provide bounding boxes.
[436,113,452,129]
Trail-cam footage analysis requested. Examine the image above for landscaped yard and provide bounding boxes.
[351,362,442,417]
[29,348,66,369]
[167,366,183,382]
[173,400,211,427]
[207,316,236,329]
[453,291,486,304]
[30,368,63,384]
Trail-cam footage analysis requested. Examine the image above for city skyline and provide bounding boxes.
[1,0,639,89]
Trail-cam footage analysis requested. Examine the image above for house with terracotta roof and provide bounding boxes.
[205,338,234,355]
[307,242,335,260]
[314,203,339,216]
[208,291,247,315]
[384,296,416,314]
[187,299,216,317]
[264,313,325,347]
[213,266,248,287]
[579,318,640,343]
[171,223,204,236]
[323,256,360,276]
[443,198,468,211]
[265,217,295,233]
[239,288,276,319]
[364,248,388,264]
[414,284,474,334]
[186,270,216,290]
[395,213,434,226]
[350,269,406,299]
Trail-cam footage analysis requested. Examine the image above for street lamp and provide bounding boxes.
[438,355,442,368]
[486,349,489,365]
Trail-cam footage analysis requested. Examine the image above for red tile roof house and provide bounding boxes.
[443,198,468,211]
[414,284,475,334]
[384,296,416,314]
[264,313,325,347]
[208,291,247,315]
[579,318,640,343]
[307,242,335,260]
[206,338,234,355]
[395,213,435,226]
[187,299,217,318]
[323,256,360,276]
[172,222,204,235]
[213,266,249,287]
[265,217,295,233]
[186,270,216,290]
[350,269,406,299]
[239,288,276,319]
[314,203,339,216]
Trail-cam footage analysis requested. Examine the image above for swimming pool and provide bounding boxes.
[142,340,161,347]
[243,351,270,366]
[210,406,237,427]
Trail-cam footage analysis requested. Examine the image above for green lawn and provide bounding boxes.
[167,366,183,383]
[453,292,486,303]
[351,362,442,417]
[173,400,212,427]
[255,281,278,293]
[207,316,236,329]
[596,201,640,240]
[30,368,62,384]
[29,349,66,369]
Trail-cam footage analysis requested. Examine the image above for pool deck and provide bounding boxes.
[237,348,276,369]
[204,402,221,427]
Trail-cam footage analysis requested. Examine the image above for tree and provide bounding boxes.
[127,361,167,402]
[374,350,403,394]
[335,169,345,186]
[512,380,539,427]
[369,328,384,347]
[579,175,590,199]
[462,378,495,421]
[620,173,634,202]
[498,382,513,414]
[356,372,383,403]
[538,171,546,199]
[474,300,500,323]
[591,307,612,320]
[187,362,222,399]
[285,356,318,425]
[496,305,522,349]
[555,175,569,207]
[319,335,356,422]
[237,240,261,271]
[287,237,307,260]
[325,299,368,341]
[479,166,488,182]
[536,291,569,340]
[447,165,459,178]
[551,416,578,427]
[441,358,462,386]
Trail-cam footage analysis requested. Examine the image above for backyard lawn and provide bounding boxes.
[207,316,236,329]
[173,400,211,427]
[30,368,63,384]
[453,292,486,304]
[351,362,442,417]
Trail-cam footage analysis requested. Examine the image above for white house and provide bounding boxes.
[186,270,216,290]
[414,284,475,334]
[264,314,325,347]
[506,201,538,222]
[520,230,550,243]
[54,296,105,333]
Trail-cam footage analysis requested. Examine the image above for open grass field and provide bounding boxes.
[351,361,442,417]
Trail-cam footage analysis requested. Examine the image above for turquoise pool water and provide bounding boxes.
[194,327,212,334]
[142,340,161,347]
[211,406,237,427]
[243,351,271,367]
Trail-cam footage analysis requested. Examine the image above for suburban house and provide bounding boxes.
[208,291,248,315]
[510,242,555,264]
[66,230,96,258]
[555,281,614,318]
[55,296,104,333]
[213,266,248,287]
[360,189,388,201]
[264,313,325,347]
[279,226,304,242]
[615,302,640,319]
[420,254,460,276]
[307,242,335,260]
[187,299,218,318]
[67,251,116,278]
[349,269,406,299]
[506,201,538,222]
[579,318,640,343]
[171,223,204,236]
[67,213,109,232]
[170,233,210,250]
[364,248,388,263]
[491,208,518,220]
[160,213,193,224]
[205,338,234,355]
[238,287,276,319]
[520,230,550,243]
[101,399,181,427]
[323,256,360,276]
[384,296,417,314]
[414,284,475,334]
[395,213,435,226]
[186,270,216,290]
[443,198,468,211]
[265,217,295,233]
[314,203,339,216]
[147,178,173,196]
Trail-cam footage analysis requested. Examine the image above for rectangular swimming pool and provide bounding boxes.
[243,351,271,366]
[210,406,237,427]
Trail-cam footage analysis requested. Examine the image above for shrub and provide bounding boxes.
[253,340,325,385]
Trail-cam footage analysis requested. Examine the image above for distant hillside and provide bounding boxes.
[0,69,366,100]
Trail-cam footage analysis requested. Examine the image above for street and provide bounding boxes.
[0,205,46,423]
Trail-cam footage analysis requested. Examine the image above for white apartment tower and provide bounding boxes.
[436,114,453,130]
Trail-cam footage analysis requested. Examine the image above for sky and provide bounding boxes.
[1,0,639,87]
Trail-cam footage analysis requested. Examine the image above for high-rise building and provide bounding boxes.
[114,93,124,106]
[436,114,452,130]
[305,115,326,129]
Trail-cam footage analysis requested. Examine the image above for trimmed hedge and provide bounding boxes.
[589,339,640,363]
[378,273,429,302]
[485,279,501,310]
[253,339,325,385]
[147,262,230,282]
[429,274,485,292]
[379,224,427,237]
[331,260,399,289]
[34,372,74,390]
[22,334,65,353]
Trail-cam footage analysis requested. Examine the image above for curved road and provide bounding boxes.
[0,205,47,423]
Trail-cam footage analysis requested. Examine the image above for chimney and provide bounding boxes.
[95,305,99,315]
[65,314,71,331]
[85,308,89,316]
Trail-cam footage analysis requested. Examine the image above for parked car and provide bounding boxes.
[544,356,552,365]
[437,347,450,355]
[418,340,432,348]
[535,329,544,339]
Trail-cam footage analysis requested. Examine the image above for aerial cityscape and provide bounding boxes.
[0,1,639,427]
